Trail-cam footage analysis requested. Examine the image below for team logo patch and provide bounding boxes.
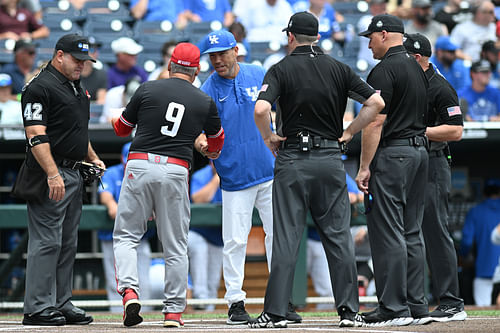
[78,43,89,52]
[414,41,421,49]
[128,173,134,179]
[209,35,219,44]
[447,106,461,116]
[155,156,161,163]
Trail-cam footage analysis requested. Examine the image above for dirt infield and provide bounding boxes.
[1,313,499,332]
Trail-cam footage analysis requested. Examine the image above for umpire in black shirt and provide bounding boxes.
[357,15,430,326]
[404,33,466,322]
[249,11,385,328]
[20,34,105,326]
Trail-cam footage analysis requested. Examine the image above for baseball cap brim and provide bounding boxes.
[71,52,96,62]
[202,45,234,54]
[358,29,373,37]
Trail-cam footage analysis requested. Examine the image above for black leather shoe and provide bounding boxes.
[60,307,93,325]
[22,307,66,326]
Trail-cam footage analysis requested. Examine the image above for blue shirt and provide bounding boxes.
[1,62,35,95]
[460,198,500,278]
[290,1,340,40]
[130,0,184,22]
[190,164,223,246]
[201,63,275,191]
[457,85,500,121]
[430,56,470,92]
[184,0,231,22]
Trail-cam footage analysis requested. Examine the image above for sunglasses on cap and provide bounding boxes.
[363,192,374,215]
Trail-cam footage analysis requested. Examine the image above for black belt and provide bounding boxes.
[382,136,427,147]
[59,159,82,170]
[429,150,445,158]
[281,138,340,150]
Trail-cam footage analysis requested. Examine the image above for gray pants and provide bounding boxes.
[367,145,429,317]
[422,154,463,306]
[113,155,189,313]
[264,149,359,317]
[24,168,83,315]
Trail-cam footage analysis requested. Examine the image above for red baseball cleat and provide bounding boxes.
[164,312,184,328]
[122,288,143,327]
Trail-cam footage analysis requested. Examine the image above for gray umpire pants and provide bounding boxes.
[367,144,429,318]
[422,153,463,306]
[24,168,83,315]
[113,155,190,314]
[264,149,359,317]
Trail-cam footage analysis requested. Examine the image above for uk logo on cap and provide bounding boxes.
[209,35,219,44]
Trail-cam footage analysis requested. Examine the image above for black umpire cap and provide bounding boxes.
[55,34,96,62]
[282,11,319,36]
[358,14,405,37]
[403,33,432,57]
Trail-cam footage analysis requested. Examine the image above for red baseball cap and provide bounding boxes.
[170,43,200,67]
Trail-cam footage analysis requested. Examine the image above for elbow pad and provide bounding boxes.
[207,127,224,152]
[113,115,134,137]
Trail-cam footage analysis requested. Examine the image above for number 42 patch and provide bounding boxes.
[23,103,43,121]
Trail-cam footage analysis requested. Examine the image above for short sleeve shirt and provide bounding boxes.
[21,63,90,160]
[258,45,375,139]
[0,7,43,35]
[366,45,428,140]
[121,77,221,164]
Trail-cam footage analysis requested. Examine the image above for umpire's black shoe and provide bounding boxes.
[286,302,302,323]
[362,308,413,327]
[429,303,467,322]
[248,312,287,328]
[60,306,94,325]
[338,306,363,327]
[227,301,251,325]
[22,307,66,326]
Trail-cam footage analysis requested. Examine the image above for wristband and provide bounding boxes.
[47,174,60,180]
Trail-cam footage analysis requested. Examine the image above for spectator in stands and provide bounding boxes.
[233,0,293,43]
[229,22,251,62]
[130,0,188,28]
[184,0,234,27]
[404,0,448,49]
[434,0,472,34]
[491,222,500,307]
[0,39,37,98]
[19,0,42,20]
[80,37,107,105]
[480,40,500,89]
[460,178,500,306]
[457,59,500,121]
[100,75,142,123]
[148,40,177,81]
[108,37,148,89]
[188,161,224,311]
[450,0,497,61]
[430,36,470,92]
[290,0,345,43]
[0,0,49,40]
[0,73,23,130]
[98,142,152,313]
[357,0,387,69]
[236,42,248,62]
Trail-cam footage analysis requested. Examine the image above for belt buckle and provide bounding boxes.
[411,137,420,146]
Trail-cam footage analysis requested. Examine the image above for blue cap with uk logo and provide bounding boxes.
[202,30,237,54]
[55,33,96,62]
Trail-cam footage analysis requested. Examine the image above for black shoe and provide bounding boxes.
[60,307,93,325]
[411,312,434,325]
[227,301,251,325]
[430,304,467,322]
[248,312,287,328]
[337,306,363,327]
[285,302,302,323]
[362,309,413,327]
[22,307,66,326]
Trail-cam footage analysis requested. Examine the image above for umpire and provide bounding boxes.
[356,15,430,326]
[20,34,104,326]
[249,11,385,328]
[403,33,466,322]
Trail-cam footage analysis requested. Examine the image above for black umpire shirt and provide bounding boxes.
[258,45,375,139]
[21,62,90,161]
[367,45,428,140]
[426,63,464,152]
[122,77,221,164]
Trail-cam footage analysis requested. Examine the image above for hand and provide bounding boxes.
[338,129,353,145]
[355,167,370,194]
[89,159,106,174]
[47,174,65,201]
[195,133,208,154]
[108,202,118,220]
[265,133,286,157]
[354,227,367,245]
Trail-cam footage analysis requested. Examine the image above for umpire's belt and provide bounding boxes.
[127,152,189,169]
[381,136,427,147]
[59,159,82,170]
[428,149,445,158]
[281,138,339,150]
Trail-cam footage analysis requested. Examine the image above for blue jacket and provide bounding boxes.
[460,198,500,278]
[201,63,274,191]
[430,56,470,92]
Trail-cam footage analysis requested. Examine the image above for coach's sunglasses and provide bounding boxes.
[363,192,374,215]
